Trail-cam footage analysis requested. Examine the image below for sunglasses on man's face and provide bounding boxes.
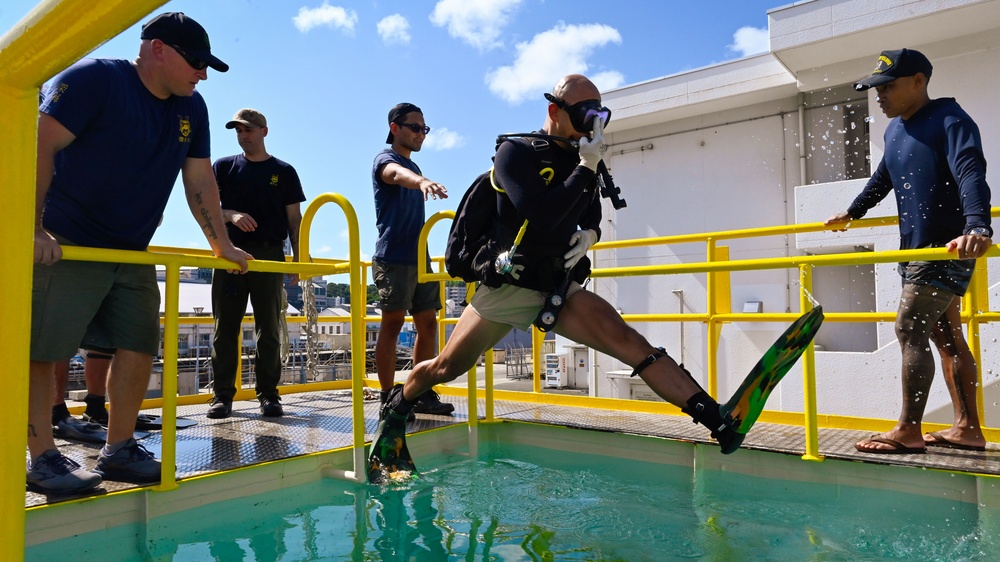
[544,93,612,133]
[169,44,208,71]
[397,122,431,135]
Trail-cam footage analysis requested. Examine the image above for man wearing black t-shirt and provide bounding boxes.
[208,108,306,419]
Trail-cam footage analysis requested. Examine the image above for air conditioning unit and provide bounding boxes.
[543,353,567,388]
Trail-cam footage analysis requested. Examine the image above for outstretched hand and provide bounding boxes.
[418,178,448,201]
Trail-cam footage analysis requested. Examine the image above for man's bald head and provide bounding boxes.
[551,74,601,105]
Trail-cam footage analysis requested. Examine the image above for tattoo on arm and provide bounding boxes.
[194,193,203,205]
[199,208,219,240]
[28,423,37,438]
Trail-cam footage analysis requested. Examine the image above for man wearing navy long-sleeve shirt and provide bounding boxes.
[827,49,991,454]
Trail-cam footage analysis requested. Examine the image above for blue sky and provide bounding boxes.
[1,0,778,271]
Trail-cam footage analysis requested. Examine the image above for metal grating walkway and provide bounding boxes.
[27,390,1000,508]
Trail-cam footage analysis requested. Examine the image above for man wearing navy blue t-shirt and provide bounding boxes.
[207,108,305,419]
[371,103,454,416]
[30,12,250,493]
[827,49,992,454]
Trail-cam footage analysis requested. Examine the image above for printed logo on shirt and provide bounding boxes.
[50,82,70,104]
[178,116,192,143]
[873,55,893,74]
[270,175,279,187]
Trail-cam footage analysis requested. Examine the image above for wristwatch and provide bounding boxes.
[968,226,992,238]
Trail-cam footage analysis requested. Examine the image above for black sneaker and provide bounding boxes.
[94,439,161,484]
[379,389,415,422]
[27,450,102,494]
[412,390,455,415]
[206,397,233,419]
[260,395,283,417]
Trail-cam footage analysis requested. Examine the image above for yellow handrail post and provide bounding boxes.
[154,262,181,491]
[705,239,717,396]
[799,264,823,461]
[532,327,544,393]
[969,258,989,423]
[485,348,494,422]
[299,193,365,481]
[0,75,33,561]
[706,242,730,397]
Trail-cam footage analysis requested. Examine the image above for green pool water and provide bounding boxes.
[27,442,996,561]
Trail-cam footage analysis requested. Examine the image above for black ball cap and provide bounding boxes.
[140,12,229,72]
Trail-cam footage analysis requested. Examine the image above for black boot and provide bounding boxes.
[368,385,417,483]
[379,387,415,422]
[682,391,743,454]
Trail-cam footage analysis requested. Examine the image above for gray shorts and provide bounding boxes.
[372,259,442,313]
[31,254,161,361]
[469,282,584,331]
[898,259,975,297]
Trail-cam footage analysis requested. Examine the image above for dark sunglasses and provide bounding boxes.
[396,122,430,135]
[544,93,612,133]
[169,44,208,71]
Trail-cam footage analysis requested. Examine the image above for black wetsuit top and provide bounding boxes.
[488,134,602,291]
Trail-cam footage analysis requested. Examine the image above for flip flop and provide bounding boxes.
[855,435,926,455]
[924,431,987,452]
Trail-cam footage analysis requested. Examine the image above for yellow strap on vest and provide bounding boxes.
[489,165,556,247]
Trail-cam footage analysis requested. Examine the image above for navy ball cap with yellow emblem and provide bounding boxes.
[854,48,932,91]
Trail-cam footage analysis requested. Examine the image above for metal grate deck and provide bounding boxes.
[27,390,999,508]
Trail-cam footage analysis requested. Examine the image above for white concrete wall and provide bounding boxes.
[590,100,803,403]
[592,0,1000,426]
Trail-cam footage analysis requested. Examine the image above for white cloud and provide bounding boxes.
[422,127,465,151]
[293,2,359,34]
[377,14,411,45]
[486,23,624,105]
[728,26,769,57]
[430,0,522,51]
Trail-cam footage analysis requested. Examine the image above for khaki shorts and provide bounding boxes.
[31,256,160,361]
[372,259,442,313]
[469,282,584,331]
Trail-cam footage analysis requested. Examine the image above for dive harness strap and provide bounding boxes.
[630,347,668,378]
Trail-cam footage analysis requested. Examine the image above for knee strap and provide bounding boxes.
[630,347,668,378]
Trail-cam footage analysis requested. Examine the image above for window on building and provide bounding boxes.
[243,329,254,342]
[802,84,870,184]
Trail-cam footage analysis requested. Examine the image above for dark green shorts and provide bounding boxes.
[31,256,160,361]
[371,259,441,314]
[897,259,975,297]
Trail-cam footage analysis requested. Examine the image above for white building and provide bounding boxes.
[571,0,1000,426]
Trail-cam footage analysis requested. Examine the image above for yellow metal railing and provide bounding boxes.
[416,209,1000,462]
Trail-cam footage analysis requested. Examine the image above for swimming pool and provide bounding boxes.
[25,423,1000,561]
